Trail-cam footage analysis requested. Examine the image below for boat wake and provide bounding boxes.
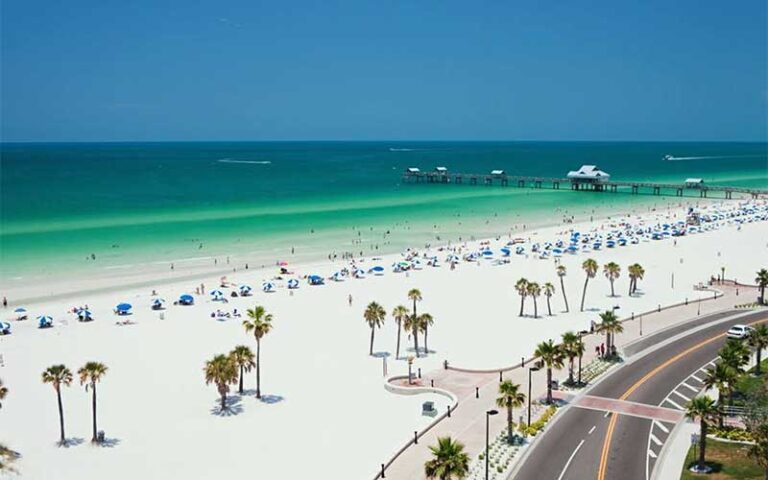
[663,154,764,161]
[218,159,272,164]
[389,148,415,152]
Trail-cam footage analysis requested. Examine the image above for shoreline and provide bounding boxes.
[2,194,719,305]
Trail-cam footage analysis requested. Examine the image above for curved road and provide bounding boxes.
[512,308,768,480]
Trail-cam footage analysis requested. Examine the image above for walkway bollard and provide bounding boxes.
[414,431,418,445]
[499,371,503,382]
[476,386,479,398]
[522,357,525,367]
[430,379,434,387]
[447,405,451,417]
[418,368,422,379]
[381,464,386,478]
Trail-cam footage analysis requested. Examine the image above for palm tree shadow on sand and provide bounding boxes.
[259,394,284,405]
[58,438,85,448]
[210,395,244,417]
[95,437,121,448]
[372,351,391,358]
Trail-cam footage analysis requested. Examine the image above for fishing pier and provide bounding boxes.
[402,165,767,200]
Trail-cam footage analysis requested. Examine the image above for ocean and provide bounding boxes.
[1,141,766,280]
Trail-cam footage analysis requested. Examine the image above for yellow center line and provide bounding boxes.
[596,317,767,480]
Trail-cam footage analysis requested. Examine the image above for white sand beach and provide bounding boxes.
[1,200,766,479]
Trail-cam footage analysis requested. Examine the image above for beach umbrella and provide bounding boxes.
[308,275,324,285]
[77,308,93,319]
[116,303,132,313]
[210,290,224,299]
[287,278,300,289]
[37,315,53,328]
[353,268,366,278]
[262,282,276,292]
[0,322,10,334]
[152,298,166,310]
[278,260,289,266]
[179,294,194,305]
[239,285,253,295]
[482,249,494,258]
[500,247,511,256]
[332,272,345,282]
[370,266,385,275]
[13,307,26,314]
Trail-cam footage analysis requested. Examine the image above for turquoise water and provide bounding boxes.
[1,141,766,277]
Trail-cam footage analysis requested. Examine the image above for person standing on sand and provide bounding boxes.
[2,296,6,308]
[348,294,353,307]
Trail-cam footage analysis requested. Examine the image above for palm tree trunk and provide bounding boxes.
[568,359,574,384]
[396,320,401,359]
[560,277,569,312]
[546,296,552,316]
[91,383,98,442]
[239,364,244,394]
[519,295,525,316]
[546,368,552,404]
[756,345,763,375]
[413,322,420,358]
[56,387,65,445]
[369,326,375,355]
[580,278,589,312]
[507,406,513,443]
[698,421,707,471]
[610,279,615,297]
[424,325,429,354]
[221,390,227,411]
[533,297,538,318]
[256,338,262,399]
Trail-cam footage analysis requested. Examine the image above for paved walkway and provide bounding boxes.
[377,283,753,480]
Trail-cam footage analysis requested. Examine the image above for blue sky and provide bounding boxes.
[1,1,766,142]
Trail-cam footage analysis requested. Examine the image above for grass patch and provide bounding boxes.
[680,439,763,480]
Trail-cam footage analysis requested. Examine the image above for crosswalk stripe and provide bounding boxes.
[691,374,704,382]
[653,421,670,434]
[672,390,691,402]
[650,433,663,446]
[648,449,658,459]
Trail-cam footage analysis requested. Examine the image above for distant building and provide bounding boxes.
[406,167,420,173]
[567,165,610,182]
[435,166,448,174]
[490,169,506,176]
[685,178,704,188]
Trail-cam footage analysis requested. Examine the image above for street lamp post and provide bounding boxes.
[485,409,499,480]
[527,365,541,426]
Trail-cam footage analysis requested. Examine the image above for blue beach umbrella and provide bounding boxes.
[13,307,26,314]
[370,266,385,275]
[116,303,132,313]
[308,275,324,285]
[500,247,511,256]
[262,282,276,292]
[37,315,53,328]
[0,322,11,334]
[179,294,194,305]
[239,285,253,295]
[287,278,300,289]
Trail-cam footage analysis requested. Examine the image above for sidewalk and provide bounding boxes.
[653,421,697,480]
[375,284,751,480]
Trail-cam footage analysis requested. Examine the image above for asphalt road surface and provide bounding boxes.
[512,308,768,480]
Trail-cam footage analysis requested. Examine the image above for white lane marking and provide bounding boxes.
[588,425,596,435]
[665,397,684,410]
[650,433,663,446]
[682,382,699,392]
[653,421,670,434]
[691,374,704,382]
[557,439,585,480]
[671,390,691,402]
[604,411,611,418]
[648,449,658,459]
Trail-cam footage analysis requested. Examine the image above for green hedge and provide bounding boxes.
[518,406,558,437]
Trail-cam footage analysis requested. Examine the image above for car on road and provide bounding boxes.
[726,324,754,339]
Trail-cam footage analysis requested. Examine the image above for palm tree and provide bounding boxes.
[603,262,621,297]
[703,363,737,425]
[77,361,108,443]
[419,313,435,354]
[528,282,541,318]
[424,436,470,480]
[41,365,73,445]
[496,381,526,443]
[364,302,386,355]
[0,379,6,409]
[204,354,238,411]
[556,265,569,312]
[408,289,423,357]
[580,259,598,311]
[628,263,645,295]
[596,310,624,357]
[243,305,273,399]
[685,396,719,473]
[229,345,255,394]
[748,324,768,375]
[515,278,529,316]
[543,282,555,316]
[719,339,751,374]
[561,331,582,384]
[534,340,564,404]
[392,305,409,359]
[403,314,419,358]
[756,268,768,305]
